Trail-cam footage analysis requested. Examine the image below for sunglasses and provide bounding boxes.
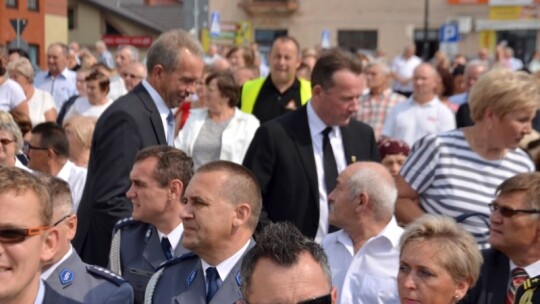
[0,226,50,244]
[489,202,540,217]
[53,214,72,227]
[242,294,332,304]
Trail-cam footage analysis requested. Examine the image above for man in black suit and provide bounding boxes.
[461,172,540,304]
[243,48,379,242]
[73,29,204,267]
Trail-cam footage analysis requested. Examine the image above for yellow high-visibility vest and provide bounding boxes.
[240,77,312,114]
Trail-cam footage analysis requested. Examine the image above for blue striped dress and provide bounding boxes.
[401,129,534,246]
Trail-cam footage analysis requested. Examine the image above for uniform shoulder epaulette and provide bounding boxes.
[86,265,127,286]
[521,277,540,291]
[157,252,197,271]
[113,217,138,232]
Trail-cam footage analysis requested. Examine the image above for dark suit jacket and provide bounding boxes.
[43,281,81,304]
[243,106,379,239]
[73,83,167,267]
[109,220,189,303]
[149,240,255,304]
[460,248,509,304]
[46,250,133,304]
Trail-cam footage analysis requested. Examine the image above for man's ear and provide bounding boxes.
[151,64,165,80]
[168,179,184,201]
[41,227,60,264]
[66,215,78,241]
[233,203,252,228]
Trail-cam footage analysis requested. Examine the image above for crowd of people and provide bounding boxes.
[0,28,540,304]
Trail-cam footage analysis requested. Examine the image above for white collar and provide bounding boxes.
[307,101,337,137]
[201,240,251,281]
[142,79,170,117]
[157,222,184,253]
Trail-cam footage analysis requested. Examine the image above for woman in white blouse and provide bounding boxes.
[63,71,112,122]
[7,57,56,126]
[175,71,259,169]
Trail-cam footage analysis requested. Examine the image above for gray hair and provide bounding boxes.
[7,57,34,83]
[464,59,488,77]
[348,165,397,221]
[365,59,391,76]
[240,222,332,297]
[0,121,23,151]
[38,175,73,214]
[116,45,139,63]
[145,29,204,73]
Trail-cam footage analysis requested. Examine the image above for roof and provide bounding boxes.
[84,0,184,33]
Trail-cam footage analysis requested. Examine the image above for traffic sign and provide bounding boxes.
[439,22,460,43]
[210,12,221,38]
[10,19,28,35]
[321,29,331,49]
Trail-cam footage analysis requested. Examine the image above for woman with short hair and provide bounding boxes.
[175,70,259,169]
[63,71,112,122]
[396,68,538,247]
[398,214,482,304]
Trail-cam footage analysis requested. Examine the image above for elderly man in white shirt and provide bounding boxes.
[322,161,403,304]
[382,63,455,147]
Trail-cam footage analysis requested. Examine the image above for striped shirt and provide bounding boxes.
[356,89,406,139]
[401,129,534,246]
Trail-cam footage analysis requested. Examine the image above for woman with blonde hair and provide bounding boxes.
[63,115,96,168]
[398,214,482,303]
[396,68,537,247]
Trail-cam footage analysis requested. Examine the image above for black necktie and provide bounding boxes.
[160,237,173,260]
[206,267,220,303]
[322,127,338,194]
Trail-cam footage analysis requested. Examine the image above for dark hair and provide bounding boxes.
[205,71,240,107]
[437,67,454,98]
[226,46,255,67]
[311,48,363,90]
[197,161,262,230]
[85,71,110,94]
[91,62,112,73]
[240,222,332,297]
[135,146,194,194]
[31,122,70,158]
[271,36,300,56]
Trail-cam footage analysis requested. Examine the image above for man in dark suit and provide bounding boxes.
[461,172,540,304]
[73,29,205,267]
[145,161,261,304]
[108,146,193,303]
[40,176,133,303]
[243,48,379,242]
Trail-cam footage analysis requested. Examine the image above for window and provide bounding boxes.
[28,44,39,67]
[68,6,76,30]
[6,0,17,8]
[337,30,378,53]
[28,0,38,11]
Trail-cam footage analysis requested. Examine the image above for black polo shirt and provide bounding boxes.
[251,76,303,124]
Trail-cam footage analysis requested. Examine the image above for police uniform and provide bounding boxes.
[145,240,255,304]
[514,275,540,304]
[109,217,189,304]
[43,281,81,304]
[45,250,133,303]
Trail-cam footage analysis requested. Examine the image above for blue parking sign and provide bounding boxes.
[210,12,221,38]
[439,22,460,43]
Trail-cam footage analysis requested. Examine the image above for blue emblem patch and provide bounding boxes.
[186,268,198,287]
[59,269,75,286]
[235,271,241,286]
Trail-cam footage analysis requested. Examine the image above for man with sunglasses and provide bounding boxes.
[239,222,337,304]
[0,166,78,303]
[40,176,133,303]
[27,122,87,212]
[462,172,540,304]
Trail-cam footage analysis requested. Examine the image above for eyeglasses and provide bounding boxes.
[0,226,50,244]
[53,214,72,227]
[27,144,49,152]
[489,202,540,217]
[0,138,15,145]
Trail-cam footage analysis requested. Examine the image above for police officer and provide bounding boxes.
[40,176,133,303]
[108,146,193,303]
[145,161,262,304]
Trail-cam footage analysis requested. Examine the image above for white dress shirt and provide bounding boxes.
[201,240,251,291]
[509,258,540,287]
[41,246,74,280]
[307,102,347,243]
[157,222,184,254]
[322,217,403,304]
[56,160,87,212]
[141,80,175,143]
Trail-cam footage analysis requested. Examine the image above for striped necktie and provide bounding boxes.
[506,267,528,304]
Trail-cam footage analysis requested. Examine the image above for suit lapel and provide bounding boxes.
[290,107,319,201]
[489,250,510,304]
[175,261,206,304]
[142,226,164,269]
[134,84,167,145]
